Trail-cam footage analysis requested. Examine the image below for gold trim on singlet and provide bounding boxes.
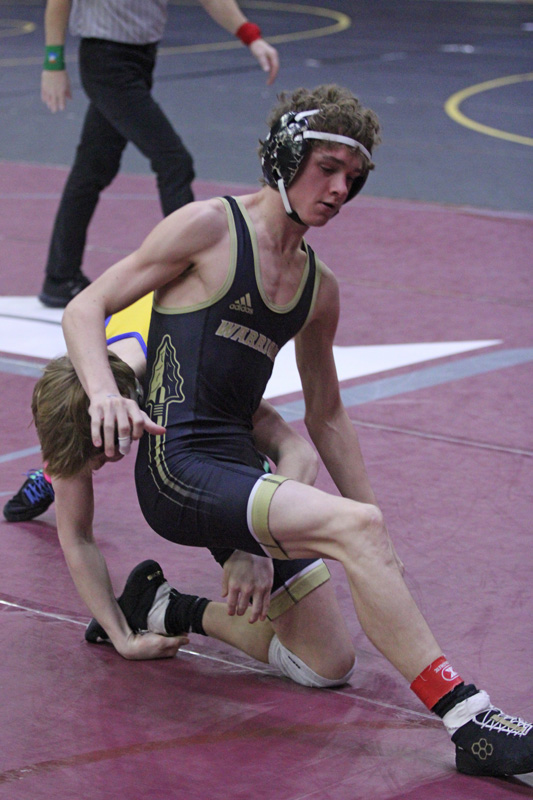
[152,197,238,315]
[302,255,323,331]
[233,196,312,314]
[267,561,331,621]
[248,473,291,560]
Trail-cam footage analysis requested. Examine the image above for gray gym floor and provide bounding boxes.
[1,0,532,212]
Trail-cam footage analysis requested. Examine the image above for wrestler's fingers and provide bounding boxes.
[248,588,270,624]
[225,584,239,616]
[94,395,131,456]
[123,631,189,660]
[248,593,262,624]
[90,409,104,448]
[118,435,131,456]
[123,406,165,443]
[235,586,253,617]
[136,409,166,438]
[221,572,229,598]
[156,634,189,657]
[126,405,147,443]
[102,409,129,457]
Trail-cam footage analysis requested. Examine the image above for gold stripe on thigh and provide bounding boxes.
[249,474,290,560]
[268,561,331,621]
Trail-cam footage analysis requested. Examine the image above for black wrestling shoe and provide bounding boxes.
[3,468,55,522]
[39,274,91,308]
[453,705,533,776]
[85,560,166,643]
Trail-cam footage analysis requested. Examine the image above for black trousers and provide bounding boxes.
[45,37,195,281]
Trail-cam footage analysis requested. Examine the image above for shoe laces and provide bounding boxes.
[474,707,533,738]
[23,470,54,503]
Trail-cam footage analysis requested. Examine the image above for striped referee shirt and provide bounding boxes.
[69,0,169,45]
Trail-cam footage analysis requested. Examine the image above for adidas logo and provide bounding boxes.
[229,293,254,315]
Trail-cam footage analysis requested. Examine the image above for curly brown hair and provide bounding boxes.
[262,83,381,174]
[32,353,137,479]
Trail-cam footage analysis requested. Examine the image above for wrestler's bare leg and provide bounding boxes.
[267,480,441,682]
[199,579,355,681]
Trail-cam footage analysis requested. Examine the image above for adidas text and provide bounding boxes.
[230,293,253,315]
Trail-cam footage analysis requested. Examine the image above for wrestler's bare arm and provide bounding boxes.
[252,400,319,486]
[295,265,376,506]
[222,400,320,621]
[53,468,188,660]
[294,269,404,572]
[63,203,280,626]
[63,199,232,455]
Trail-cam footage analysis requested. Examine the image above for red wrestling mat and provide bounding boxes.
[1,162,532,799]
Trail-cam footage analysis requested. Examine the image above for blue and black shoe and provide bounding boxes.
[3,468,55,522]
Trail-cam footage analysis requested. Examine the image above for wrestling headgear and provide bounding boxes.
[261,109,373,223]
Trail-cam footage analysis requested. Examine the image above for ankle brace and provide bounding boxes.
[441,690,491,735]
[432,682,479,718]
[165,589,210,636]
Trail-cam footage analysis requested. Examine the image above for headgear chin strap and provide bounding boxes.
[261,109,372,223]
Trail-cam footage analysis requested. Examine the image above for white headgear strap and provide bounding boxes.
[277,179,294,216]
[294,109,373,162]
[302,131,372,162]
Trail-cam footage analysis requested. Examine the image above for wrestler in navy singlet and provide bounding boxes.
[135,196,330,614]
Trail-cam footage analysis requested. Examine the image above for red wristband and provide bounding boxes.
[236,22,262,45]
[410,656,464,710]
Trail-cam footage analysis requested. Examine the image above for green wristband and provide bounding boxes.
[44,45,65,71]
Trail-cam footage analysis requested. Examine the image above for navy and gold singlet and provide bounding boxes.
[135,197,330,614]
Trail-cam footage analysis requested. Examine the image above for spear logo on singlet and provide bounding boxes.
[145,334,185,428]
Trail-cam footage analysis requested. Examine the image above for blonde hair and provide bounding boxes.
[32,353,137,479]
